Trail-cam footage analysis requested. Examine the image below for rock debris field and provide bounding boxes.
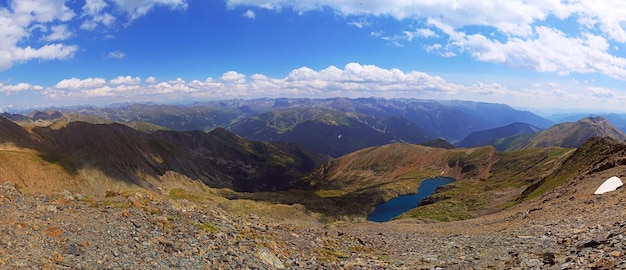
[1,180,625,269]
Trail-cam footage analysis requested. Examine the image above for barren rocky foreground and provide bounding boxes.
[1,162,626,270]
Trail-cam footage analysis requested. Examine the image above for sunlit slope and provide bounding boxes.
[494,116,626,151]
[298,143,572,221]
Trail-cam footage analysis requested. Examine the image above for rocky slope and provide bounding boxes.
[3,115,626,268]
[1,159,625,269]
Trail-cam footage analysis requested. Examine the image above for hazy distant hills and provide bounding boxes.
[29,98,552,153]
[0,117,326,192]
[227,107,432,157]
[457,122,543,148]
[492,116,626,151]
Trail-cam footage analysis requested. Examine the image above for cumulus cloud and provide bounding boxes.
[0,0,78,71]
[0,83,44,92]
[110,76,141,85]
[221,71,246,83]
[55,77,107,90]
[42,24,73,41]
[428,20,626,80]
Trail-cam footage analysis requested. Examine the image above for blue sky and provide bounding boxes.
[2,0,626,114]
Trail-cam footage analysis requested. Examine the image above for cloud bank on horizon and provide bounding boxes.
[1,0,626,113]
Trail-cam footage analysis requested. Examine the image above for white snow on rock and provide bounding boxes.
[594,176,624,195]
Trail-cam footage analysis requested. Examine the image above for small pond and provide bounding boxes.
[367,177,455,222]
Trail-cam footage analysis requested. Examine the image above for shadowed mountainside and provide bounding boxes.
[457,122,543,148]
[492,116,626,151]
[0,117,327,193]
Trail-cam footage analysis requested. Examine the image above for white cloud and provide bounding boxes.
[221,71,246,83]
[55,77,107,90]
[145,76,157,84]
[0,0,78,71]
[80,13,115,30]
[11,0,76,25]
[107,51,126,59]
[0,83,44,92]
[427,20,626,80]
[10,43,77,62]
[110,76,141,85]
[243,10,255,19]
[42,24,73,41]
[82,0,108,16]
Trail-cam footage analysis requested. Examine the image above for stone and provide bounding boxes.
[257,247,284,269]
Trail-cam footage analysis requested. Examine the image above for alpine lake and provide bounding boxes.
[367,177,456,222]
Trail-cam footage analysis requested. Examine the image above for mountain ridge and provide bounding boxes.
[28,98,552,142]
[458,122,543,148]
[0,117,327,193]
[493,116,626,151]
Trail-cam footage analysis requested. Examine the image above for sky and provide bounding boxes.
[2,0,626,114]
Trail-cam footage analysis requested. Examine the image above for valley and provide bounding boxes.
[1,98,626,268]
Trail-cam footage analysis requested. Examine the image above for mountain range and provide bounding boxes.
[226,107,431,157]
[6,98,554,157]
[3,98,626,223]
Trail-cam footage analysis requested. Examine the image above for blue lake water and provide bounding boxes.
[367,177,455,222]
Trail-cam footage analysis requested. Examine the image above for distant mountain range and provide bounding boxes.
[6,98,553,157]
[226,107,432,157]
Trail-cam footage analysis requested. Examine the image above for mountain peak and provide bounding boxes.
[495,116,626,150]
